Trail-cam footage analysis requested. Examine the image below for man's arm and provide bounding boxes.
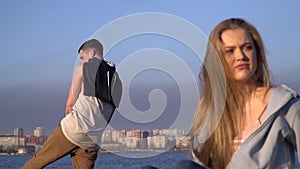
[65,64,83,114]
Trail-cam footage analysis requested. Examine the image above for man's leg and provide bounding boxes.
[22,125,78,169]
[71,147,98,169]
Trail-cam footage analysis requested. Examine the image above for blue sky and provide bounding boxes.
[0,1,299,136]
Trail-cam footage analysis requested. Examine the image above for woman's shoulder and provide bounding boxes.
[264,84,299,116]
[274,84,300,113]
[270,84,299,99]
[278,84,298,96]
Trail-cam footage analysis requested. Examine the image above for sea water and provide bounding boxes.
[0,152,299,169]
[0,152,187,169]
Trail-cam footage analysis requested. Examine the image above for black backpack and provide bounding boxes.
[95,60,122,108]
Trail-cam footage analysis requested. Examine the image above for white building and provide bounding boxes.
[126,137,139,149]
[34,127,45,137]
[175,135,191,148]
[14,128,23,137]
[147,135,167,149]
[102,130,112,143]
[159,128,186,136]
[111,130,126,143]
[0,135,18,151]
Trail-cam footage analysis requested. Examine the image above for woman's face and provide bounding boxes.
[221,28,257,83]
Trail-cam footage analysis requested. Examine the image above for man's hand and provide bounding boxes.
[65,107,73,115]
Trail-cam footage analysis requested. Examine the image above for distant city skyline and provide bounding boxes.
[0,127,189,156]
[2,127,46,136]
[2,125,190,137]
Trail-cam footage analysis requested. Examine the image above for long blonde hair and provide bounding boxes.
[191,18,271,169]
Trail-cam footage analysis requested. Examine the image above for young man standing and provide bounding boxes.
[22,39,115,169]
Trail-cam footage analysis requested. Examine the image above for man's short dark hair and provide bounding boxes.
[78,39,103,56]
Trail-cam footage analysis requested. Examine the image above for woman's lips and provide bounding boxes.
[235,63,249,70]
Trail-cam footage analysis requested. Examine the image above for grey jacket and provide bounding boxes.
[227,85,300,169]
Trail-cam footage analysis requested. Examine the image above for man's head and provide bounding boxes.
[78,39,103,62]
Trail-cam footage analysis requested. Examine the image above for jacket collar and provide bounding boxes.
[263,84,298,122]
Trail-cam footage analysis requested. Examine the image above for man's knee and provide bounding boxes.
[71,148,98,168]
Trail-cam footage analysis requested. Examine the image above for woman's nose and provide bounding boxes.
[234,48,246,61]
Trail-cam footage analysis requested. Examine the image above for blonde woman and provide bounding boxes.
[191,18,300,169]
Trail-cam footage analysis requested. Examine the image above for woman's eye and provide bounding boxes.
[244,45,253,51]
[225,49,234,54]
